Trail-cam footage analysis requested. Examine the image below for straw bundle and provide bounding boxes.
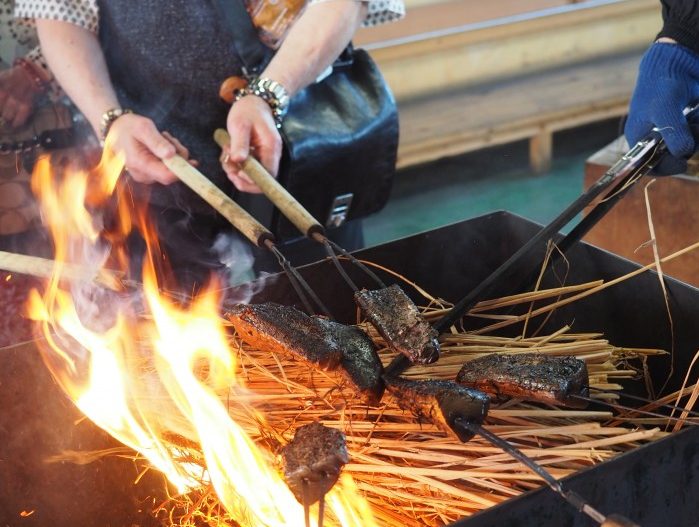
[159,279,677,527]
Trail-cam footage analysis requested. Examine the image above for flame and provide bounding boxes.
[27,141,376,526]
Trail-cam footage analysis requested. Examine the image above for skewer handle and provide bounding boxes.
[162,155,274,248]
[214,129,325,238]
[0,250,122,290]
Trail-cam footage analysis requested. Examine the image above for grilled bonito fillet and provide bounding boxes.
[281,422,349,505]
[456,353,589,408]
[228,303,384,404]
[384,376,489,441]
[355,284,440,365]
[314,317,385,405]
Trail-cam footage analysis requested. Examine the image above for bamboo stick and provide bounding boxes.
[214,129,322,237]
[162,155,273,247]
[0,250,122,290]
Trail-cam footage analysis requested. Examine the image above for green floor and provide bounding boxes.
[363,120,621,247]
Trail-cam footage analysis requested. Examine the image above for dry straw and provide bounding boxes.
[160,266,689,527]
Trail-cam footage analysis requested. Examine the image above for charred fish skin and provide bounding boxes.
[315,317,386,406]
[354,284,440,365]
[227,303,343,371]
[456,353,590,409]
[228,303,385,403]
[281,422,349,505]
[384,377,489,442]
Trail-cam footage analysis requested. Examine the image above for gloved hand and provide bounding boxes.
[624,42,699,175]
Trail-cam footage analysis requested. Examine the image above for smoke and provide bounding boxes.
[213,232,277,305]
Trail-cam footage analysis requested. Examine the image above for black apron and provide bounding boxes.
[98,0,244,211]
[97,0,363,287]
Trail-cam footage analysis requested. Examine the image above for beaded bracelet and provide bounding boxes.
[13,58,49,93]
[233,77,290,128]
[99,108,133,144]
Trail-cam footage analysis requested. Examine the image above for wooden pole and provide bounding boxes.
[0,251,122,290]
[162,155,274,247]
[214,129,323,237]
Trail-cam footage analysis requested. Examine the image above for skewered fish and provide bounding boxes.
[314,317,385,405]
[456,353,589,408]
[355,284,439,365]
[281,422,349,505]
[228,303,384,404]
[384,376,489,441]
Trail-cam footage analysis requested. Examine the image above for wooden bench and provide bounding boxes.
[396,51,642,172]
[355,0,659,172]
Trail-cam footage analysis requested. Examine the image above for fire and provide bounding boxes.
[27,141,376,526]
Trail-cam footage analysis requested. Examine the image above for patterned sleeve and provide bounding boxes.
[14,0,99,33]
[308,0,405,26]
[362,0,405,27]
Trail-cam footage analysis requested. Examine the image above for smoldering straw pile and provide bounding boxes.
[156,278,685,527]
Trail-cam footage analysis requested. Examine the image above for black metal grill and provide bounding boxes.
[3,211,698,526]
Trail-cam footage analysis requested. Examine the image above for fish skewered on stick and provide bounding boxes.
[384,376,489,441]
[282,422,349,527]
[456,353,590,408]
[213,130,440,366]
[355,284,440,365]
[228,303,385,405]
[386,376,639,527]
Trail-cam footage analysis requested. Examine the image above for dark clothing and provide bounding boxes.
[97,0,242,213]
[659,0,699,54]
[96,0,365,291]
[98,0,255,289]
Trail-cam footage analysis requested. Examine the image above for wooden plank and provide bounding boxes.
[355,0,569,46]
[364,0,658,101]
[396,52,640,169]
[530,129,553,174]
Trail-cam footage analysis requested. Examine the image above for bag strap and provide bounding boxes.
[213,0,355,73]
[212,0,273,74]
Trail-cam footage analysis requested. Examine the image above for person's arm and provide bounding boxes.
[223,0,366,193]
[34,19,181,184]
[658,0,699,54]
[623,0,699,175]
[0,48,47,128]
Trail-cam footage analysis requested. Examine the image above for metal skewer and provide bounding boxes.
[589,387,699,419]
[162,155,331,317]
[454,418,640,527]
[386,103,699,380]
[571,394,699,425]
[213,129,386,293]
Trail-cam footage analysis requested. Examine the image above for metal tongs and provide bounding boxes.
[422,102,699,338]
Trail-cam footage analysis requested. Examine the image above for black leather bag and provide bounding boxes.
[217,1,399,240]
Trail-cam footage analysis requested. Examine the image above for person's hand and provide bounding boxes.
[624,42,699,175]
[0,65,43,129]
[222,95,282,193]
[107,113,197,185]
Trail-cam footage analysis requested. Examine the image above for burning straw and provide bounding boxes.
[156,277,674,527]
[23,145,698,526]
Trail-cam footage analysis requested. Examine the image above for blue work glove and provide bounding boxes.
[624,42,699,175]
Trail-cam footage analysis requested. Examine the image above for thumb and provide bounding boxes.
[658,104,695,158]
[135,121,176,159]
[228,121,251,164]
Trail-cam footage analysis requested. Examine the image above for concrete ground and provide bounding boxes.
[363,119,623,247]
